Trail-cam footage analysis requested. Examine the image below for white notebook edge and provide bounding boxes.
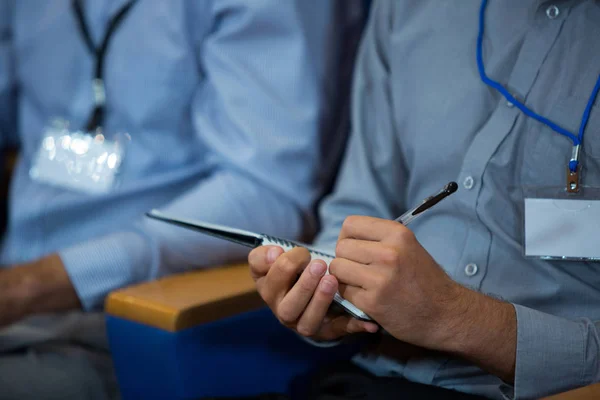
[147,209,263,240]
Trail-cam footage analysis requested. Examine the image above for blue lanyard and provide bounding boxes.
[477,0,600,190]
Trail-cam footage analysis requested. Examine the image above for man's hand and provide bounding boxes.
[330,216,517,382]
[0,253,81,327]
[248,246,378,341]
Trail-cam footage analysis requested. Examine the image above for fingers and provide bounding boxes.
[249,242,381,342]
[329,257,372,288]
[338,283,366,309]
[338,215,399,241]
[335,238,380,264]
[336,238,410,269]
[277,259,328,327]
[262,247,311,306]
[340,317,379,334]
[294,274,338,336]
[293,274,378,340]
[315,315,379,341]
[248,245,283,281]
[339,216,415,246]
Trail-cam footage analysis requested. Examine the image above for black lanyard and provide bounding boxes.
[71,0,137,131]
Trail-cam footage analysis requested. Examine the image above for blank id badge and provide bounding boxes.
[524,186,600,261]
[30,120,129,194]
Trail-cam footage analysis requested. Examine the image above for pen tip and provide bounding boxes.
[445,181,458,194]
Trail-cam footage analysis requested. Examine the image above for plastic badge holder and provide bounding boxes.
[30,121,129,194]
[523,186,600,261]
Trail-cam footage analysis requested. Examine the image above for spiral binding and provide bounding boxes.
[262,235,333,259]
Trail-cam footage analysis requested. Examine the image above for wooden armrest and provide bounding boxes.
[543,383,600,400]
[105,263,264,332]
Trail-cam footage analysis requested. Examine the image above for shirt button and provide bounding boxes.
[506,100,514,108]
[546,5,560,19]
[464,263,478,277]
[463,176,475,190]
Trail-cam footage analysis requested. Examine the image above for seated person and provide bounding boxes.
[249,0,600,399]
[0,0,360,398]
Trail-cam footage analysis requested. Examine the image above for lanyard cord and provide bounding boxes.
[476,0,600,173]
[71,0,137,131]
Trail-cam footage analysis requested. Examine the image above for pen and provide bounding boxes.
[394,181,458,226]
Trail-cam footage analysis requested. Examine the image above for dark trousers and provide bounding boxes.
[209,361,489,400]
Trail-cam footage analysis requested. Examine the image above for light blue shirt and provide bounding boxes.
[315,1,600,399]
[0,0,360,352]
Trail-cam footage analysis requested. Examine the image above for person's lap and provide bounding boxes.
[0,346,118,400]
[207,361,489,400]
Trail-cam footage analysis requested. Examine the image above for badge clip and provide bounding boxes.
[566,144,581,193]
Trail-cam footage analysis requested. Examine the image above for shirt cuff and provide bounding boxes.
[511,303,595,399]
[59,231,153,311]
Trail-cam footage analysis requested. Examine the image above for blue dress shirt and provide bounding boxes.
[314,1,600,399]
[0,0,358,354]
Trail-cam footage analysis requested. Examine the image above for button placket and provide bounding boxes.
[455,105,521,289]
[453,1,570,291]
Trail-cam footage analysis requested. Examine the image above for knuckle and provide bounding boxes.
[277,318,292,328]
[361,293,379,315]
[278,312,296,326]
[392,227,416,245]
[380,247,400,265]
[259,289,277,309]
[341,216,358,234]
[335,238,351,257]
[275,255,301,276]
[276,305,297,325]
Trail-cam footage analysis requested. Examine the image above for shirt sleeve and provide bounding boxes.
[501,304,600,399]
[59,0,341,311]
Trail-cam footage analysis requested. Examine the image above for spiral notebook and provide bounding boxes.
[146,209,371,321]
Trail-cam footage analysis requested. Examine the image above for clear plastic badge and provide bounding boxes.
[523,186,600,261]
[30,120,129,194]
